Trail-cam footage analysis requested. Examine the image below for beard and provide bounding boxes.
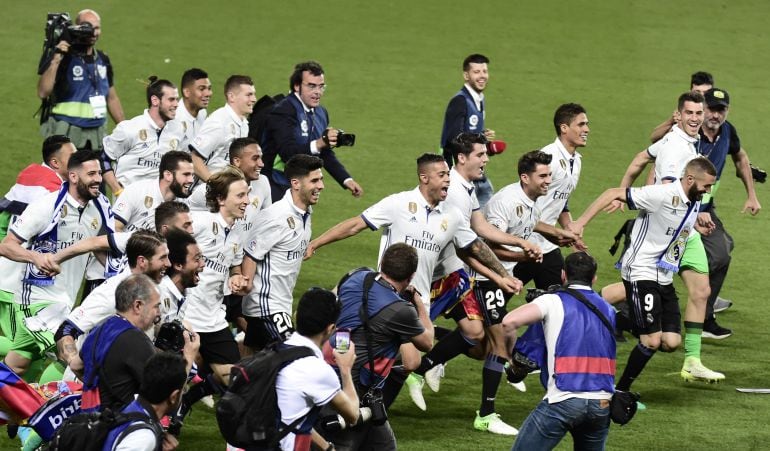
[76,179,99,201]
[687,185,704,202]
[181,269,198,288]
[169,178,191,198]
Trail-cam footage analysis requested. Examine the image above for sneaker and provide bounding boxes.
[167,397,192,437]
[702,320,732,339]
[473,411,519,436]
[713,297,733,313]
[507,380,527,392]
[680,358,725,383]
[405,373,427,411]
[424,363,445,392]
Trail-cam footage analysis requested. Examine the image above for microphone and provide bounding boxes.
[486,140,507,155]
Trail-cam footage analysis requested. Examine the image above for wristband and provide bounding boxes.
[113,188,124,197]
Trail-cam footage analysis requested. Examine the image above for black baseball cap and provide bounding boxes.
[704,88,730,108]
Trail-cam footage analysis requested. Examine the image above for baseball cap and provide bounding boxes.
[704,88,730,108]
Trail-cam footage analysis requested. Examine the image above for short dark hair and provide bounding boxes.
[685,156,717,178]
[518,150,552,176]
[564,252,597,286]
[416,153,446,176]
[553,103,587,136]
[139,352,187,404]
[115,273,157,313]
[42,135,72,164]
[205,166,246,212]
[380,243,418,282]
[290,61,324,92]
[284,155,323,182]
[155,201,190,231]
[159,151,192,179]
[463,54,489,71]
[678,91,705,111]
[181,68,209,89]
[690,71,714,87]
[126,230,166,269]
[165,229,197,278]
[67,149,100,171]
[296,288,340,336]
[146,76,176,107]
[450,132,488,164]
[228,137,260,164]
[224,75,253,97]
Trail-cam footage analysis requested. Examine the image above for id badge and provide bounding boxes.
[89,95,107,119]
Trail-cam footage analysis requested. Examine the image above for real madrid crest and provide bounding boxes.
[61,204,68,217]
[169,139,178,150]
[90,218,99,230]
[560,159,568,171]
[230,123,236,135]
[516,205,524,218]
[163,297,171,311]
[182,122,188,132]
[408,202,417,214]
[232,243,238,254]
[672,196,680,208]
[139,129,148,141]
[440,218,448,232]
[251,198,260,208]
[144,196,154,209]
[287,217,296,229]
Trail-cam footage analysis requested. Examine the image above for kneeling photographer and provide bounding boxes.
[320,243,434,451]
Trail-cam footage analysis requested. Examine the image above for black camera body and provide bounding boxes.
[360,389,387,426]
[506,350,540,384]
[46,13,96,48]
[336,130,356,147]
[155,320,187,353]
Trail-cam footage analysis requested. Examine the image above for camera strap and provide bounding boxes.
[558,287,614,336]
[358,272,379,388]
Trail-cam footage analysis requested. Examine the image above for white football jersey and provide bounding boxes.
[112,179,165,231]
[175,101,207,152]
[647,125,698,184]
[189,105,248,174]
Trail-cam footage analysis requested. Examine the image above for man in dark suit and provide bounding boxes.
[261,61,363,202]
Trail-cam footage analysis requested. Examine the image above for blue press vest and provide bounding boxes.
[51,53,110,128]
[550,290,616,393]
[698,121,734,180]
[80,315,135,411]
[102,399,156,451]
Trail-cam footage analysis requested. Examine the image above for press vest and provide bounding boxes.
[102,398,160,451]
[80,315,135,411]
[52,52,111,128]
[440,87,485,148]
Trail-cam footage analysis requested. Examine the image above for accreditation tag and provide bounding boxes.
[89,95,107,119]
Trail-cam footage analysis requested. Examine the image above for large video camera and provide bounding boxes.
[38,13,95,73]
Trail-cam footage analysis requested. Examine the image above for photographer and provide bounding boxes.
[502,252,616,450]
[260,60,363,202]
[37,9,124,150]
[73,274,199,411]
[321,243,434,451]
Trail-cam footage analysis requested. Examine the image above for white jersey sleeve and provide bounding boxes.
[189,118,225,160]
[9,196,50,241]
[103,121,133,160]
[626,185,666,213]
[360,194,397,230]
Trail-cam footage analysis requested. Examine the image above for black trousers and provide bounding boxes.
[700,207,734,320]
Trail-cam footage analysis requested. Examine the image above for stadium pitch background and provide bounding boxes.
[2,1,769,449]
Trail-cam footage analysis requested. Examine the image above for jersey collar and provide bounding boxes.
[672,124,699,144]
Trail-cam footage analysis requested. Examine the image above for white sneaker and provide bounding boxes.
[200,394,215,408]
[713,296,733,313]
[473,411,518,436]
[507,380,527,392]
[680,358,725,383]
[425,363,445,392]
[405,373,427,410]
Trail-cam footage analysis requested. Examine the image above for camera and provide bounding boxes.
[525,288,547,303]
[505,350,540,384]
[360,388,387,425]
[751,164,766,184]
[318,407,373,433]
[323,129,356,148]
[46,13,96,48]
[154,320,187,353]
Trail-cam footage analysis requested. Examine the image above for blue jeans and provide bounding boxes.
[512,397,611,451]
[473,175,494,207]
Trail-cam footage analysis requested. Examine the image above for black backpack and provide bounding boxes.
[247,93,285,141]
[216,343,317,449]
[47,408,163,451]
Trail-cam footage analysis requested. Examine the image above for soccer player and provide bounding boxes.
[169,166,249,434]
[177,68,212,151]
[113,151,194,232]
[102,78,184,193]
[240,155,324,351]
[572,157,718,394]
[610,91,724,382]
[190,75,256,183]
[158,228,204,325]
[0,150,112,376]
[517,103,590,289]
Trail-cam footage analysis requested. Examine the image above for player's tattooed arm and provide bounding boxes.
[466,238,508,277]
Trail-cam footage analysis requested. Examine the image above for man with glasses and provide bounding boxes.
[260,61,363,202]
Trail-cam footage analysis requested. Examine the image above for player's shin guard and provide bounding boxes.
[414,329,477,376]
[683,321,703,359]
[479,354,507,416]
[616,342,656,391]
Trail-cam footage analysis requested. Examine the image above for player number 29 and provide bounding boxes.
[485,289,505,310]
